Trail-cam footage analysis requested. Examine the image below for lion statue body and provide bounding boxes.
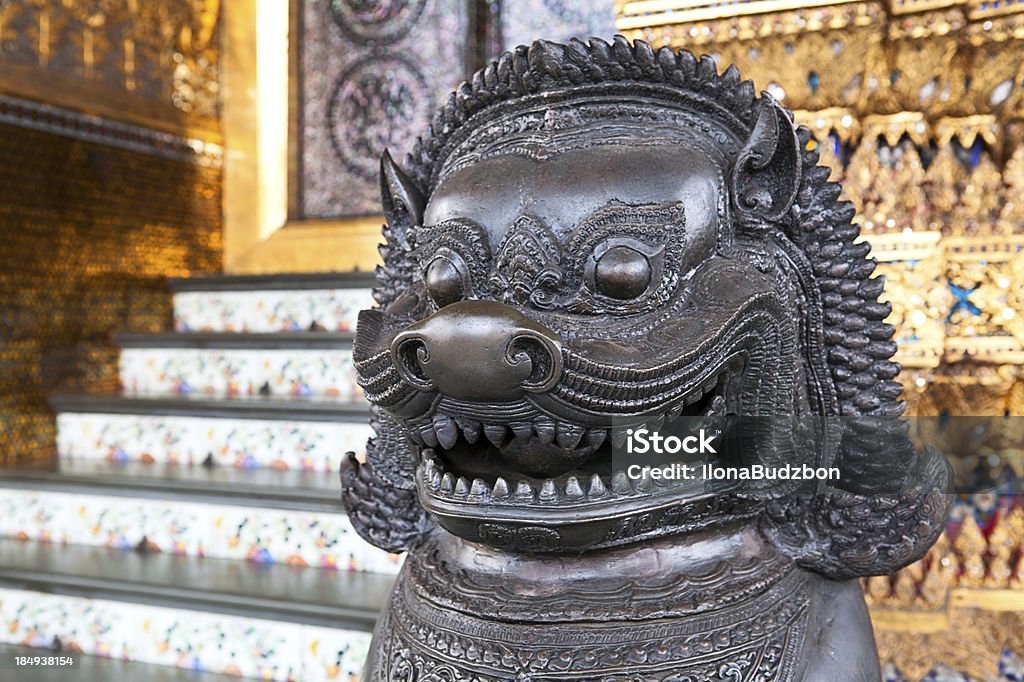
[343,37,950,680]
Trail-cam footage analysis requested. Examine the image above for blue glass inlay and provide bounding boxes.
[808,71,820,94]
[947,282,982,320]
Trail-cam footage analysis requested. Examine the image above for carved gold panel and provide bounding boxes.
[874,608,1024,680]
[870,511,1024,678]
[871,232,948,368]
[945,236,1024,363]
[0,0,220,140]
[619,1,885,112]
[617,0,1024,122]
[620,2,1024,675]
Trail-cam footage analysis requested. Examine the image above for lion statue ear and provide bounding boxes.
[375,150,426,307]
[380,149,425,228]
[730,95,802,233]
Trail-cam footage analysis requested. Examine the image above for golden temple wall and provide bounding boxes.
[0,1,223,465]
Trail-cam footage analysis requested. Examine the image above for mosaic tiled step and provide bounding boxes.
[0,462,401,573]
[168,272,376,333]
[0,459,349,513]
[116,332,362,400]
[0,539,392,680]
[51,393,373,472]
[1,643,241,682]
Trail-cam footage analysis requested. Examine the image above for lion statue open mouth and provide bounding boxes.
[342,36,951,681]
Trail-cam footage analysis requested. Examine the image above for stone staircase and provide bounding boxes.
[0,273,394,681]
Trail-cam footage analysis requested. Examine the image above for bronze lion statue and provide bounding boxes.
[343,36,950,680]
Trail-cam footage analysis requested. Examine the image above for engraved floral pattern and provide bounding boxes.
[488,216,564,309]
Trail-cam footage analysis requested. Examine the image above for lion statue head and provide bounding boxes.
[344,36,949,579]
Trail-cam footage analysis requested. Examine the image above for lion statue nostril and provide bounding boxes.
[508,333,563,393]
[391,334,436,392]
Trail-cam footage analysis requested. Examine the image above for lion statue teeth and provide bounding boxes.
[341,36,951,680]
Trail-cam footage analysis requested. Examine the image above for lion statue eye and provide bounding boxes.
[593,245,652,300]
[424,253,469,307]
